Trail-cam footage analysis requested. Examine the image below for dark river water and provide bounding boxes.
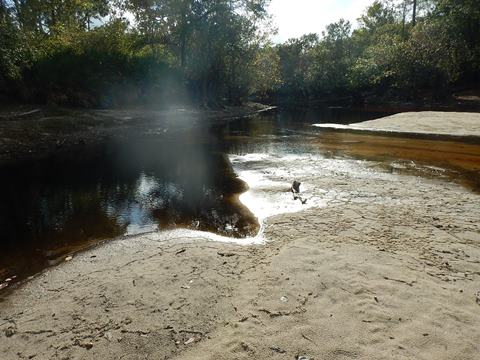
[1,107,480,285]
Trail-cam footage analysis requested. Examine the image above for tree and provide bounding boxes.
[358,0,396,33]
[277,33,318,98]
[251,44,281,98]
[1,0,479,106]
[126,0,271,105]
[412,0,417,25]
[8,0,109,33]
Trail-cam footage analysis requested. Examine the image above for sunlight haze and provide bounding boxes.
[269,0,373,42]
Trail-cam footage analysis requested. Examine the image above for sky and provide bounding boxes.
[269,0,374,42]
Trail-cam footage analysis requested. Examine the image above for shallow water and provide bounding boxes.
[1,107,479,284]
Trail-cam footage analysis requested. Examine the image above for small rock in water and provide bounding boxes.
[476,291,480,304]
[280,296,288,302]
[65,255,73,262]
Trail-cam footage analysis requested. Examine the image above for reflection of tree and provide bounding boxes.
[0,137,261,282]
[110,142,259,238]
[0,145,133,280]
[149,146,259,238]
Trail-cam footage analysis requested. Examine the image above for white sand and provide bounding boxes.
[314,111,480,137]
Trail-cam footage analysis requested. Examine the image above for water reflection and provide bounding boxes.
[0,138,259,281]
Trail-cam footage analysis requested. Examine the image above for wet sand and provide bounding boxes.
[1,112,480,359]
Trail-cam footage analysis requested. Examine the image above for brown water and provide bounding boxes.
[1,107,479,285]
[310,132,480,192]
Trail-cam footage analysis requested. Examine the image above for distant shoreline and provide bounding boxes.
[0,103,276,165]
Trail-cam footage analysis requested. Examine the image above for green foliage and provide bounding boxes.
[28,19,183,107]
[251,45,281,97]
[269,0,480,102]
[0,11,23,80]
[0,0,479,106]
[350,34,407,92]
[126,0,271,105]
[0,0,271,107]
[358,0,396,32]
[276,34,318,97]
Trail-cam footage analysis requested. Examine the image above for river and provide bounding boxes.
[1,107,479,285]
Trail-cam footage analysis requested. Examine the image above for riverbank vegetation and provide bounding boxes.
[0,0,479,107]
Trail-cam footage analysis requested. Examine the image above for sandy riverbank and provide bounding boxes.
[1,111,480,360]
[314,111,480,140]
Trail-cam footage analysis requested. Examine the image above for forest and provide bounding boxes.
[0,0,479,108]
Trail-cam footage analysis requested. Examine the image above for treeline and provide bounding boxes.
[260,0,480,104]
[0,0,479,108]
[0,0,270,107]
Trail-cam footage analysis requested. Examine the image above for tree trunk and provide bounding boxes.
[180,28,187,69]
[0,0,6,17]
[202,74,208,108]
[179,3,189,70]
[412,0,417,26]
